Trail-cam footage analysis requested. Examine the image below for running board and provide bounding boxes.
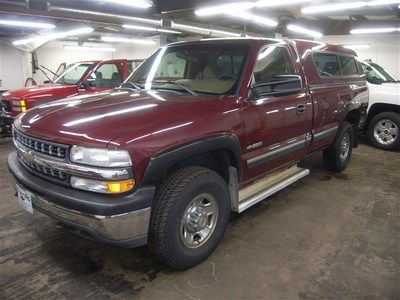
[237,166,309,213]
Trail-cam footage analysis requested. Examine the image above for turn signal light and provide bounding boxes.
[20,99,26,112]
[107,180,134,193]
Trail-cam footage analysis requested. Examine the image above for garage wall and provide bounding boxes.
[321,33,400,79]
[0,41,29,91]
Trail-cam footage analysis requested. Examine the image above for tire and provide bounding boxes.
[323,122,354,172]
[367,112,400,151]
[148,166,230,270]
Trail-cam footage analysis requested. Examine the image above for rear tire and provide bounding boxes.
[367,112,400,151]
[323,122,354,172]
[148,166,230,270]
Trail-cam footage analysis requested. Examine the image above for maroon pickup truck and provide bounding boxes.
[8,38,368,269]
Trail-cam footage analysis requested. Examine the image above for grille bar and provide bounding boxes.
[15,131,68,159]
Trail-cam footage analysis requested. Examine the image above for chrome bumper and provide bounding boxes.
[10,178,151,246]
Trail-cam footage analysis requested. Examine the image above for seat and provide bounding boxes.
[110,72,121,87]
[322,62,340,76]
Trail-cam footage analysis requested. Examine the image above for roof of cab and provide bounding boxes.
[166,37,357,56]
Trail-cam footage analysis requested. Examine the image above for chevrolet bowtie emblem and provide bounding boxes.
[23,150,35,165]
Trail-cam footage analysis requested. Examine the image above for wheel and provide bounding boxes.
[323,122,354,172]
[148,166,230,270]
[367,112,400,151]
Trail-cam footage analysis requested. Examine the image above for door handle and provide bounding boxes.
[296,104,306,114]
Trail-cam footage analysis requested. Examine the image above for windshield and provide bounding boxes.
[361,62,398,84]
[126,44,249,95]
[54,63,92,85]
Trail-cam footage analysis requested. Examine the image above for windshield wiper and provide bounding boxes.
[151,80,198,96]
[119,82,142,91]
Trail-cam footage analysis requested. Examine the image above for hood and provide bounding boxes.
[15,89,220,147]
[2,83,78,101]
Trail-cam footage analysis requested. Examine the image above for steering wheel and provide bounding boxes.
[217,74,237,81]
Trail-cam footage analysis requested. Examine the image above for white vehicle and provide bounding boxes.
[359,60,400,150]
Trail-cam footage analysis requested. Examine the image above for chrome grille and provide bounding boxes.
[1,99,11,113]
[20,158,67,181]
[15,131,67,159]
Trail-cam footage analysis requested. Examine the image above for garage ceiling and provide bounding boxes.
[0,0,399,50]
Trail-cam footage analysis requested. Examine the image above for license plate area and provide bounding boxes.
[17,185,33,214]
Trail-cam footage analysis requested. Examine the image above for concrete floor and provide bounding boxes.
[0,137,399,299]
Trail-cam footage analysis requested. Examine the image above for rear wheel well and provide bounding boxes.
[365,103,400,131]
[165,149,237,184]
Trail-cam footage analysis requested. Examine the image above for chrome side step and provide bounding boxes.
[237,165,309,213]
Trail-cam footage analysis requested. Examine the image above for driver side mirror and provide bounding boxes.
[250,75,301,99]
[78,82,88,90]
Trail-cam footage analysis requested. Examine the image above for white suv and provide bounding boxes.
[359,60,400,150]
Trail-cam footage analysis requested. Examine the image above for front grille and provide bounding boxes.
[15,131,67,159]
[20,158,68,182]
[1,99,12,113]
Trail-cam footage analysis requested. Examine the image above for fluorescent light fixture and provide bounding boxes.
[101,0,152,8]
[195,2,253,16]
[13,27,94,45]
[302,0,400,13]
[171,22,241,37]
[101,36,156,44]
[342,44,371,49]
[63,45,117,52]
[350,27,400,34]
[228,11,278,27]
[122,24,180,34]
[0,20,55,29]
[302,2,365,13]
[287,24,323,38]
[255,0,311,7]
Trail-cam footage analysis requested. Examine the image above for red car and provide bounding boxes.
[0,59,137,136]
[8,38,368,269]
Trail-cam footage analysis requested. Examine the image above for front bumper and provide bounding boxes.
[8,151,155,247]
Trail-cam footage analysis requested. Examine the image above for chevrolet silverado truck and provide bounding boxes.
[358,60,400,150]
[0,59,137,137]
[8,38,368,269]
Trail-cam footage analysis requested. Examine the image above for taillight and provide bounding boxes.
[11,99,27,112]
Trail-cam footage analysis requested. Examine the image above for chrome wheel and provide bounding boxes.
[373,119,398,146]
[180,193,218,249]
[339,132,350,161]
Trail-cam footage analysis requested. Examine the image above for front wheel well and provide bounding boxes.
[364,103,400,131]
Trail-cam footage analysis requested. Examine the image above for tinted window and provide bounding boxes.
[254,46,295,84]
[339,55,358,76]
[54,63,91,85]
[313,53,341,77]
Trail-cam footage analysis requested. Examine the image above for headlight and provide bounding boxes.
[70,146,132,167]
[70,176,134,194]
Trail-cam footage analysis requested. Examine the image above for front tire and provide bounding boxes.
[148,166,230,270]
[367,112,400,151]
[323,122,354,172]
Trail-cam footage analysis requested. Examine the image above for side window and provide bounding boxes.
[313,53,341,77]
[339,55,358,76]
[253,46,295,84]
[89,63,121,88]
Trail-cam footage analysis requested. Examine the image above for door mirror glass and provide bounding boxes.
[78,81,88,90]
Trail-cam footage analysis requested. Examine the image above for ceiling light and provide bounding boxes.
[13,27,94,45]
[350,27,400,34]
[122,24,180,34]
[0,20,55,29]
[101,0,152,8]
[255,0,311,7]
[287,24,323,38]
[101,36,156,44]
[342,44,371,49]
[367,0,400,5]
[228,11,278,27]
[302,2,366,13]
[63,45,117,52]
[195,2,254,16]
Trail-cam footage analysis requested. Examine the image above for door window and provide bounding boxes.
[339,55,358,76]
[88,63,122,88]
[313,53,341,77]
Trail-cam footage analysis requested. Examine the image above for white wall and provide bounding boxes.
[0,41,29,90]
[321,33,400,79]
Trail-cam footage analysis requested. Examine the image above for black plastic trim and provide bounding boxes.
[141,134,242,184]
[8,151,155,216]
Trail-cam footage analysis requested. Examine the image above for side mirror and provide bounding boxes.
[78,82,88,90]
[250,75,301,99]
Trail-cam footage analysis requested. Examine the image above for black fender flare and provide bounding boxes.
[339,101,363,147]
[141,134,242,184]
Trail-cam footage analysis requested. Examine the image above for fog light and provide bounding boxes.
[70,176,134,194]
